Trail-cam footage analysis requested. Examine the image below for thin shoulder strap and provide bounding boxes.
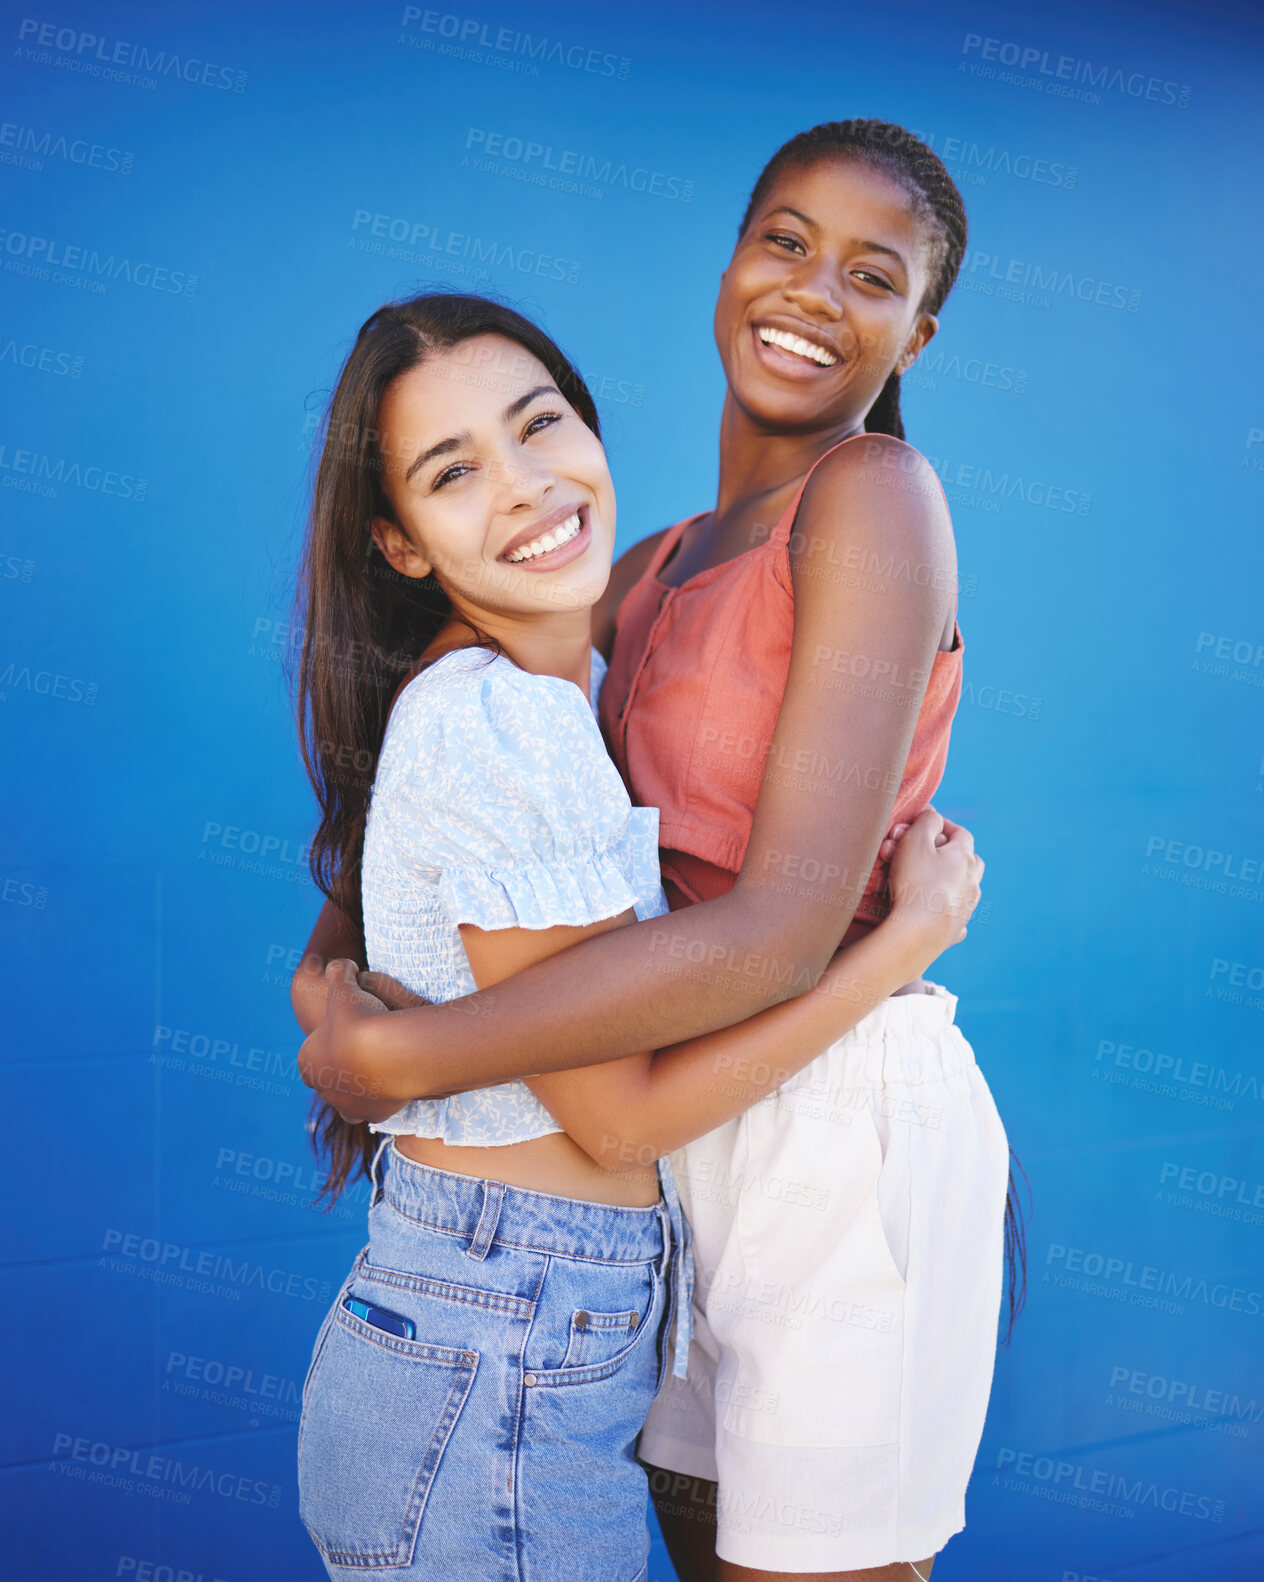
[771,431,873,544]
[646,511,707,577]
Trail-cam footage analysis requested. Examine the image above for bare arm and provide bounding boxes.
[302,438,957,1110]
[290,898,367,1036]
[309,810,979,1137]
[523,810,977,1166]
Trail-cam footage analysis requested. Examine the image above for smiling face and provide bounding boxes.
[369,334,616,628]
[714,158,942,433]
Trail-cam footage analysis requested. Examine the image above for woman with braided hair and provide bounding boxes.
[296,119,1019,1580]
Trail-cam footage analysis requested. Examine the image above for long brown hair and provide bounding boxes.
[292,291,601,1207]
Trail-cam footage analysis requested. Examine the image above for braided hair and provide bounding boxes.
[737,119,968,441]
[738,125,1030,1340]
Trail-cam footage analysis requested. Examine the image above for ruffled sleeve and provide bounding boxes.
[381,651,662,932]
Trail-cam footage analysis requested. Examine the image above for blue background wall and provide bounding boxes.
[3,1,1262,1577]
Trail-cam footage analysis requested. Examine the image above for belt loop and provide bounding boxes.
[466,1178,505,1261]
[368,1132,390,1205]
[655,1159,694,1382]
[656,1201,673,1280]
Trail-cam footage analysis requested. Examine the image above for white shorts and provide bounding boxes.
[637,982,1010,1573]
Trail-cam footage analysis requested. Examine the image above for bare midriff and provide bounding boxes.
[390,1132,662,1208]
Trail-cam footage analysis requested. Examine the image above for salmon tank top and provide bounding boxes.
[599,436,963,932]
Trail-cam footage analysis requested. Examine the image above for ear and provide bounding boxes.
[370,516,433,580]
[896,312,939,376]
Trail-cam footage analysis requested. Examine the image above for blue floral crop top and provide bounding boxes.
[361,644,670,1146]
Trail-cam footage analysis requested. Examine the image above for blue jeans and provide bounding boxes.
[297,1142,678,1581]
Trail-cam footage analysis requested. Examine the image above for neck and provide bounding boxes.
[714,392,865,519]
[439,601,594,699]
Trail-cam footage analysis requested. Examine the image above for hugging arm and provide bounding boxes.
[312,807,978,1142]
[298,438,958,1115]
[471,809,977,1165]
[291,899,367,1037]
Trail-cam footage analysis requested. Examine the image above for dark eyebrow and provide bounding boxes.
[763,206,907,269]
[765,205,817,231]
[403,383,559,483]
[855,238,907,267]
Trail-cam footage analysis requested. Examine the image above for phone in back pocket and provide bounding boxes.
[343,1294,416,1340]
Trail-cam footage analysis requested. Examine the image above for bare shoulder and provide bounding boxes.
[790,439,961,635]
[592,526,671,660]
[794,434,954,567]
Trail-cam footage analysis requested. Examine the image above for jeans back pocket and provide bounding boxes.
[297,1305,477,1567]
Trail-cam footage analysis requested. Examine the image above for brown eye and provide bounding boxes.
[432,462,471,491]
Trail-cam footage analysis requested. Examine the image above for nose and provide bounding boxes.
[782,255,844,321]
[489,441,553,516]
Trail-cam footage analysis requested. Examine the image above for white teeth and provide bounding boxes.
[506,511,582,563]
[757,325,838,366]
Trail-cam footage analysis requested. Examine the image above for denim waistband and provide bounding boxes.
[374,1138,668,1267]
[372,1139,694,1381]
